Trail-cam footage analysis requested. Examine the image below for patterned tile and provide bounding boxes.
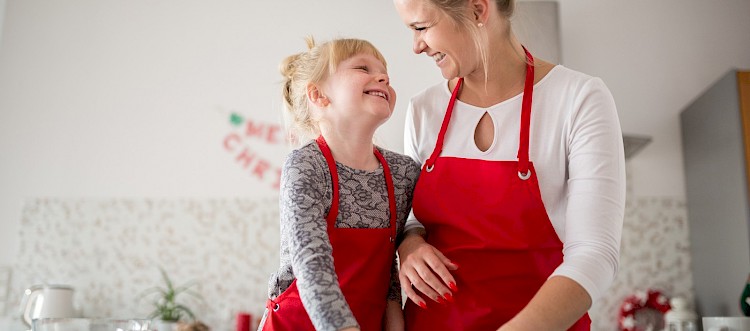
[9,195,694,330]
[590,196,695,330]
[10,198,279,331]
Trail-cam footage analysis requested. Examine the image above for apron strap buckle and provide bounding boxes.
[266,298,280,311]
[518,169,531,180]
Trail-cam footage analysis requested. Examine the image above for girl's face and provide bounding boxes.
[394,0,477,80]
[319,53,396,128]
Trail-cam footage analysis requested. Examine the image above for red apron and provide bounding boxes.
[261,136,397,331]
[404,50,591,331]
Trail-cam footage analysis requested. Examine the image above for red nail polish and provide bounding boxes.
[418,301,427,309]
[449,282,459,292]
[436,296,446,304]
[444,293,454,303]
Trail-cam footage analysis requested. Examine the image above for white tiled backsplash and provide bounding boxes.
[589,196,695,330]
[6,195,693,331]
[9,198,280,331]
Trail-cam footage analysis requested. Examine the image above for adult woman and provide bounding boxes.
[393,0,625,330]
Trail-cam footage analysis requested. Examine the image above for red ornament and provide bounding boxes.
[618,289,671,331]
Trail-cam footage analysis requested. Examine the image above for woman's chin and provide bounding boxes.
[439,68,459,80]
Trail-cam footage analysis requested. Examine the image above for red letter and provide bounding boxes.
[266,125,281,144]
[223,133,241,151]
[253,159,270,180]
[245,120,265,139]
[235,148,256,169]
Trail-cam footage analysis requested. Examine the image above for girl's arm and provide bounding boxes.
[383,300,405,331]
[281,150,360,331]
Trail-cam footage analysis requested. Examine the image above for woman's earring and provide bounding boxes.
[477,22,484,28]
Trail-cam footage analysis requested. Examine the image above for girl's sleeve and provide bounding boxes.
[280,150,359,330]
[387,256,402,303]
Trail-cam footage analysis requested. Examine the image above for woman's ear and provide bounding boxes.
[307,83,329,107]
[470,0,490,24]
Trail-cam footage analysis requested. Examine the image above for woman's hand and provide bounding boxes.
[398,229,459,307]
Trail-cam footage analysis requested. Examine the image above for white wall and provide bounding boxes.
[0,0,5,47]
[559,0,750,197]
[0,0,442,266]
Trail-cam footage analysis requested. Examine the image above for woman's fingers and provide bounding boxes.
[416,250,455,301]
[399,271,427,309]
[408,262,445,302]
[400,246,456,303]
[397,233,458,305]
[434,247,460,271]
[426,247,459,292]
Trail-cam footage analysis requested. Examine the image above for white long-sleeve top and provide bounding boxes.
[403,65,625,302]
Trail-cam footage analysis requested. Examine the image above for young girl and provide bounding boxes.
[259,37,420,331]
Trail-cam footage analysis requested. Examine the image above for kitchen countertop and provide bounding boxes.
[0,316,30,331]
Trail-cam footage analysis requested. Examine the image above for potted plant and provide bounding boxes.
[140,268,203,331]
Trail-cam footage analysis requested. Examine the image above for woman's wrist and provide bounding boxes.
[398,228,427,258]
[403,227,427,240]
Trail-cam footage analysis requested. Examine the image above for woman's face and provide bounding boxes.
[394,0,477,80]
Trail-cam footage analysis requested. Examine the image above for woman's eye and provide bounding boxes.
[355,66,369,72]
[414,26,426,31]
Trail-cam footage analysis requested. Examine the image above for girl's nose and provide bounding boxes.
[378,73,390,85]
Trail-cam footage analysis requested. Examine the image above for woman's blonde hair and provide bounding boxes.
[280,37,387,143]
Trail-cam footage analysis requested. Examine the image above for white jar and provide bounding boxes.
[664,297,698,331]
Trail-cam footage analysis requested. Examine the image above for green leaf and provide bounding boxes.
[138,267,202,322]
[230,113,244,126]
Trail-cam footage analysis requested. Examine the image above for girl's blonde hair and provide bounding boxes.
[280,37,387,143]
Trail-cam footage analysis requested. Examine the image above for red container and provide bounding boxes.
[236,312,252,331]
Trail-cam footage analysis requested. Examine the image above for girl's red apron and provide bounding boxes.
[404,50,591,331]
[261,136,397,331]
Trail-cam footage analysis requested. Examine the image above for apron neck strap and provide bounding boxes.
[316,136,340,225]
[424,46,535,176]
[517,46,535,176]
[424,77,463,171]
[315,136,398,242]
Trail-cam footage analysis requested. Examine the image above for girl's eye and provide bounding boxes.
[414,26,427,31]
[355,66,369,72]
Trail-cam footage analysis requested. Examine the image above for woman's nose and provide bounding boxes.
[413,34,425,54]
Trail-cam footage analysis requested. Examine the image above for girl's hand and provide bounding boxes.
[397,230,459,308]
